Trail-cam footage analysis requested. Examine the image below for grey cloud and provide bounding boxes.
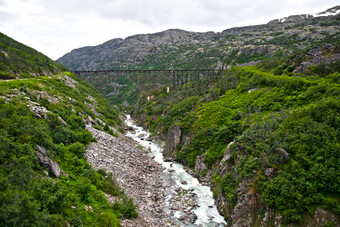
[0,11,17,23]
[2,0,339,60]
[35,0,340,29]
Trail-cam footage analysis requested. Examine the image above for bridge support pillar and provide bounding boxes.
[178,71,180,85]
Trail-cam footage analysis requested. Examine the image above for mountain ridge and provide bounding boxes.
[57,5,340,107]
[268,5,340,24]
[58,5,340,68]
[57,5,340,73]
[60,5,340,61]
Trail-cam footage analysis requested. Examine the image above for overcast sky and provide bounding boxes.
[0,0,338,60]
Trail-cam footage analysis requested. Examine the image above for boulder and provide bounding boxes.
[181,180,188,185]
[36,145,67,178]
[58,116,67,126]
[29,102,49,119]
[313,207,339,226]
[264,168,276,179]
[124,126,134,131]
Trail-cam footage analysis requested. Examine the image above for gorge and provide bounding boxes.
[125,115,226,226]
[0,4,339,227]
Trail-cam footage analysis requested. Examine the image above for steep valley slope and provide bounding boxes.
[56,6,340,226]
[133,40,340,226]
[1,5,339,227]
[0,32,173,226]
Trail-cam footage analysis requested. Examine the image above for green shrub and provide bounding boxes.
[67,115,85,130]
[68,142,86,158]
[221,173,238,207]
[77,129,93,145]
[262,171,321,223]
[113,196,138,218]
[52,126,78,144]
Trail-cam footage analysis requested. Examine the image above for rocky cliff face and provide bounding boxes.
[268,5,340,25]
[163,125,181,161]
[58,29,217,71]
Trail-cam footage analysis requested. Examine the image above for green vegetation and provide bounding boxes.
[101,74,140,107]
[2,12,340,225]
[0,32,138,225]
[134,46,340,224]
[0,72,137,226]
[0,74,137,226]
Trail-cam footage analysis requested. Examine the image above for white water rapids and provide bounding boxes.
[125,115,226,226]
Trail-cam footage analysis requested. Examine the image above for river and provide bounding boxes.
[125,115,226,227]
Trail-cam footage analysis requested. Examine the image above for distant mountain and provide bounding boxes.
[57,29,218,70]
[314,5,340,16]
[57,6,340,106]
[58,6,340,71]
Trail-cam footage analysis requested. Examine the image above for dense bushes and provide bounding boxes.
[0,74,136,226]
[221,173,238,207]
[135,63,340,224]
[262,171,323,223]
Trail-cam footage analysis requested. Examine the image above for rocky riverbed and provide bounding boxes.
[125,115,227,227]
[85,125,173,226]
[85,116,226,227]
[167,187,198,225]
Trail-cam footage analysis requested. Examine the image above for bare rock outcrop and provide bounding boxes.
[231,178,260,227]
[214,142,265,226]
[28,101,49,119]
[36,145,67,178]
[163,125,181,161]
[313,207,339,226]
[194,153,207,175]
[293,43,340,75]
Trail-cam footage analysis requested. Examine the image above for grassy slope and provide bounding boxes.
[0,33,137,226]
[134,48,340,224]
[0,32,67,79]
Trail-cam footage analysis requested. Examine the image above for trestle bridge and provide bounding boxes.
[72,69,217,92]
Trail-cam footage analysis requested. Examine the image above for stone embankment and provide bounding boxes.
[85,125,173,226]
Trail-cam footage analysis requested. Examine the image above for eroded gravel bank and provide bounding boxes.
[85,125,173,226]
